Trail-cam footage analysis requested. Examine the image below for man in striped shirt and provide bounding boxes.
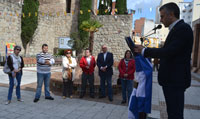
[34,44,55,103]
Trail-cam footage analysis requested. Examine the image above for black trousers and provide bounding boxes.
[153,64,159,71]
[63,78,73,97]
[162,86,185,119]
[80,72,94,96]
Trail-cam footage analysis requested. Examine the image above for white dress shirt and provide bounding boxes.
[103,52,107,61]
[86,56,91,66]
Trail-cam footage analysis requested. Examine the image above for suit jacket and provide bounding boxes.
[144,20,193,89]
[97,52,114,76]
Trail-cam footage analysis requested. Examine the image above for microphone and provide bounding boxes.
[144,25,162,38]
[152,25,162,30]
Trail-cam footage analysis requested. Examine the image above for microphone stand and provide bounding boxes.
[145,30,156,37]
[140,30,157,46]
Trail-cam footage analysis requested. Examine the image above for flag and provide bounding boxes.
[128,54,153,119]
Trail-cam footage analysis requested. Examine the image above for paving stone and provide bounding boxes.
[1,69,200,119]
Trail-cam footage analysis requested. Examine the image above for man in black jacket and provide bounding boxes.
[97,45,114,101]
[134,2,193,119]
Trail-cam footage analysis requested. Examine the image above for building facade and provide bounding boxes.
[134,17,145,37]
[192,18,200,74]
[179,2,192,26]
[155,0,183,42]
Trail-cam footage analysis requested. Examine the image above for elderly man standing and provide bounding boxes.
[97,45,114,102]
[34,44,55,103]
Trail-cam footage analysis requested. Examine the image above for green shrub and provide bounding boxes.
[77,0,92,54]
[21,0,39,54]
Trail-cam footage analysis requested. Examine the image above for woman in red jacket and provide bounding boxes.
[79,48,96,98]
[118,50,135,104]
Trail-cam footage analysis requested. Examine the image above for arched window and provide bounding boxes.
[66,0,71,13]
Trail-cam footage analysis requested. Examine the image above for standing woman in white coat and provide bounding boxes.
[62,50,77,99]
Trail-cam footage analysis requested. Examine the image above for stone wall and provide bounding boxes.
[93,15,133,62]
[25,0,79,56]
[26,0,79,56]
[0,0,23,56]
[26,13,78,56]
[39,0,66,13]
[0,0,132,62]
[39,0,79,14]
[0,0,79,57]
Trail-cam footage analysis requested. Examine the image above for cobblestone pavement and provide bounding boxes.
[0,67,200,119]
[0,86,129,119]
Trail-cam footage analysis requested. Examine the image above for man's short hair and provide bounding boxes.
[85,48,92,53]
[42,44,48,48]
[159,2,180,19]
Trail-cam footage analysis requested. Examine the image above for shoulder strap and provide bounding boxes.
[7,55,13,63]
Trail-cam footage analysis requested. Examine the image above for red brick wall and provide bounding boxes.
[134,17,145,37]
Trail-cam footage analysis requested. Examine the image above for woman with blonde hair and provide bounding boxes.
[62,50,77,99]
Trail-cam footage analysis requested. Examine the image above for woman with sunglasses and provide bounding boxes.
[5,45,24,105]
[62,50,77,99]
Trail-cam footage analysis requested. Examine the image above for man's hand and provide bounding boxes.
[86,66,90,69]
[101,67,107,72]
[134,45,144,54]
[45,60,51,65]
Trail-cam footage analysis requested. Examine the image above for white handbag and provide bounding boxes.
[62,70,68,79]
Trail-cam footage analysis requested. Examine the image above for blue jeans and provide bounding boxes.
[100,75,113,99]
[121,79,133,102]
[35,73,51,99]
[8,72,22,101]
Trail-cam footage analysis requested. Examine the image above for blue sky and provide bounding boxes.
[97,0,193,28]
[127,0,193,28]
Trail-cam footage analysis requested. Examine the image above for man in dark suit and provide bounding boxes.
[134,2,193,119]
[97,45,114,101]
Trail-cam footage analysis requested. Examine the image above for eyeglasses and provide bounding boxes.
[66,52,71,54]
[16,49,21,51]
